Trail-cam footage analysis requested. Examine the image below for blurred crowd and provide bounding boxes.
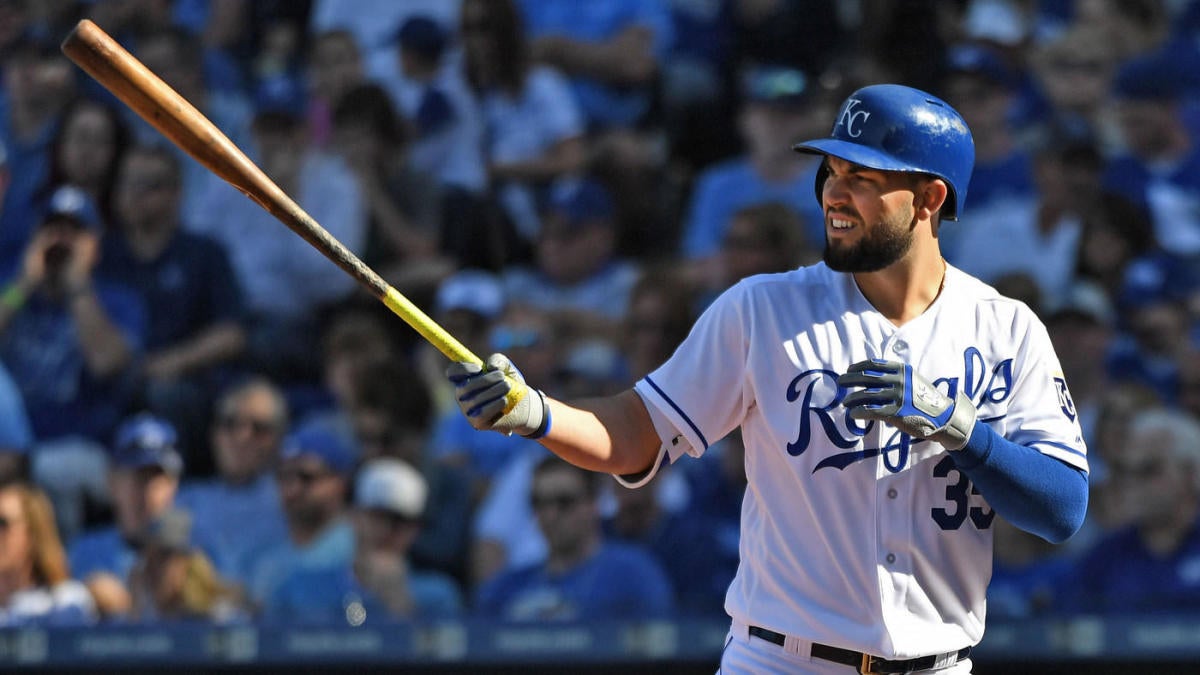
[0,0,1199,629]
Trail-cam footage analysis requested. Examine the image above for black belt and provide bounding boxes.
[748,625,971,674]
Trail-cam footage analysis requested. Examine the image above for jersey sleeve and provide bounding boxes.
[1003,309,1089,472]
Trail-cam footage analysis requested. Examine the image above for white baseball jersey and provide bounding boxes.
[626,262,1088,659]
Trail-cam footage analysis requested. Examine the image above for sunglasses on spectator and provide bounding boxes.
[0,515,18,530]
[218,414,278,437]
[530,492,586,512]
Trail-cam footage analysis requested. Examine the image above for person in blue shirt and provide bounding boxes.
[265,457,461,624]
[0,186,146,539]
[475,455,674,620]
[174,377,291,591]
[100,144,247,472]
[68,413,201,619]
[1060,407,1200,613]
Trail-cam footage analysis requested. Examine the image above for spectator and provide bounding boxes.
[0,482,96,626]
[37,97,132,234]
[68,413,190,605]
[623,266,697,382]
[128,27,254,232]
[460,0,586,243]
[100,144,246,466]
[1072,193,1156,302]
[986,516,1072,619]
[246,421,355,607]
[420,269,507,416]
[681,65,832,265]
[308,0,460,86]
[517,0,673,131]
[1062,407,1200,613]
[706,201,815,300]
[501,178,640,350]
[475,456,674,620]
[330,83,448,289]
[948,135,1093,309]
[1027,23,1122,147]
[939,42,1034,217]
[603,464,736,616]
[1103,53,1200,271]
[0,38,76,272]
[1107,290,1193,402]
[0,186,146,539]
[126,509,244,623]
[305,29,368,148]
[348,356,472,588]
[465,306,566,586]
[197,108,365,384]
[175,378,290,590]
[265,458,462,624]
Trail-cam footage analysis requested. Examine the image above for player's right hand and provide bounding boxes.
[446,353,551,438]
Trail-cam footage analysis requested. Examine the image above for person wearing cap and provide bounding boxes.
[345,355,473,589]
[501,176,640,350]
[264,458,461,623]
[68,413,201,618]
[681,65,836,269]
[245,421,356,607]
[0,185,147,539]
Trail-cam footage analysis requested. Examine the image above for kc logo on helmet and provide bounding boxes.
[836,99,871,137]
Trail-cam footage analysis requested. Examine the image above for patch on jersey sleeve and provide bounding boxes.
[1054,377,1076,422]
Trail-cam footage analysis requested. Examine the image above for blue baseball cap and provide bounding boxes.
[281,422,356,475]
[112,413,183,475]
[742,65,811,107]
[946,43,1016,89]
[546,179,615,226]
[44,185,103,231]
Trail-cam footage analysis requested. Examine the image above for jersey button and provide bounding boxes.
[887,488,898,499]
[885,553,896,564]
[893,340,908,354]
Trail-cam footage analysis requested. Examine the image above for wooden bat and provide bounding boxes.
[60,19,524,411]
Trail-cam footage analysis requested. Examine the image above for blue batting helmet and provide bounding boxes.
[793,84,975,221]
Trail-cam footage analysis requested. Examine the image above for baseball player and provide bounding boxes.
[447,84,1089,674]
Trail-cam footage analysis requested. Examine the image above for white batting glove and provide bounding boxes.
[446,353,550,438]
[837,359,976,450]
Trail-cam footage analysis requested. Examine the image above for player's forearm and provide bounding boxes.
[951,423,1088,544]
[539,389,661,475]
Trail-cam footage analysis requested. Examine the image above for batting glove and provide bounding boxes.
[836,359,976,450]
[446,353,550,439]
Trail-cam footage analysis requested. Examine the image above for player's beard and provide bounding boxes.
[822,207,916,273]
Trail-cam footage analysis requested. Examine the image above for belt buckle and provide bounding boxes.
[859,654,882,675]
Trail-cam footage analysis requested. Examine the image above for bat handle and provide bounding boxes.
[381,288,526,414]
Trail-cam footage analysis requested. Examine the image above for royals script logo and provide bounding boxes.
[785,347,1013,472]
[836,98,871,137]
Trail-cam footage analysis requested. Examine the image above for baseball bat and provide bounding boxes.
[60,19,524,411]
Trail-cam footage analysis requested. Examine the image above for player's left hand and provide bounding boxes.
[837,359,976,450]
